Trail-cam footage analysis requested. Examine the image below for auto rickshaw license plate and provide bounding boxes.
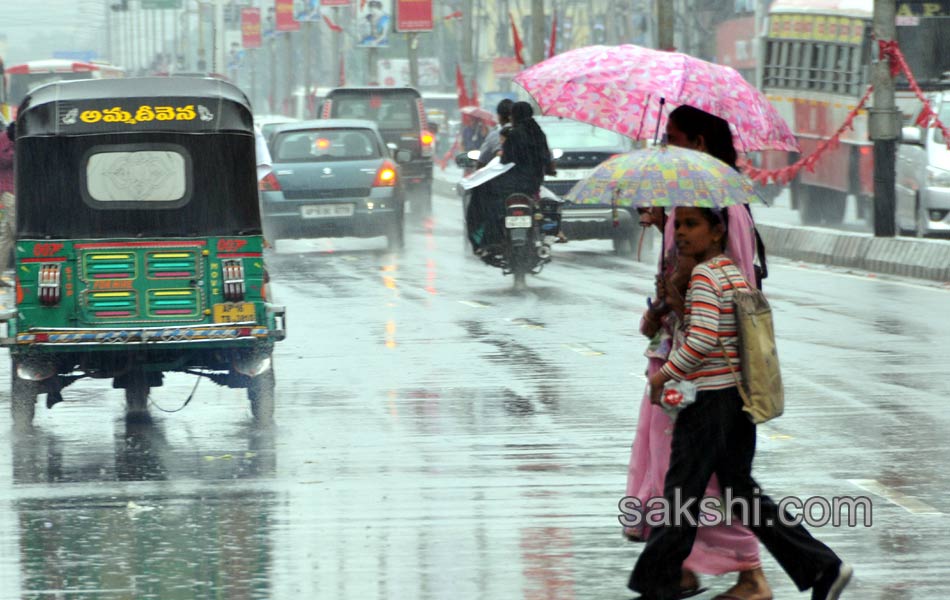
[213,302,256,323]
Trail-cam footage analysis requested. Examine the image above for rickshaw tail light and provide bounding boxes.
[221,259,246,302]
[420,131,435,157]
[373,162,397,187]
[259,172,281,192]
[38,264,62,306]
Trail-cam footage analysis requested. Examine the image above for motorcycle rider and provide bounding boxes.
[476,99,514,168]
[467,102,559,256]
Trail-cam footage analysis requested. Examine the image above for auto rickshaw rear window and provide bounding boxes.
[81,144,192,208]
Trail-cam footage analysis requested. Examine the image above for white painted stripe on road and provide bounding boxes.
[777,261,950,294]
[848,479,943,515]
[566,343,604,356]
[458,300,488,308]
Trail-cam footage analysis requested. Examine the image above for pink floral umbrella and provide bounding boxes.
[513,44,799,153]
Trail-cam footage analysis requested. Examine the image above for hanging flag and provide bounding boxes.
[455,64,470,108]
[509,12,525,66]
[548,11,557,59]
[444,10,463,21]
[469,77,479,107]
[322,14,343,32]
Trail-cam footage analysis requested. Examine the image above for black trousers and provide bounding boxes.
[628,387,840,599]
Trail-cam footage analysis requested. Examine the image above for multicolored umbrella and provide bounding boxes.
[564,145,761,209]
[514,44,799,153]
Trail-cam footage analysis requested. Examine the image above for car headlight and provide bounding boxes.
[926,167,950,188]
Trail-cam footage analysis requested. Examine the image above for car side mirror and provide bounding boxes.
[395,149,412,164]
[456,152,478,169]
[901,126,923,146]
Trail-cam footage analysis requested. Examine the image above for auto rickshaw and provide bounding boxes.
[1,77,286,427]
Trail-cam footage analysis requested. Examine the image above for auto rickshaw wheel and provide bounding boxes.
[11,367,39,429]
[248,367,275,425]
[124,371,150,417]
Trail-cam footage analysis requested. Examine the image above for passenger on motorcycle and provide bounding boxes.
[467,102,558,256]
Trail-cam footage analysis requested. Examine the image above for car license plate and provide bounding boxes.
[212,302,256,324]
[553,168,594,180]
[505,215,533,229]
[300,204,354,219]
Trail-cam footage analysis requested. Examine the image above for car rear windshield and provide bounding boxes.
[329,94,419,129]
[274,129,381,162]
[539,121,630,150]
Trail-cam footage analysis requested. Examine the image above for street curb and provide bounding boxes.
[757,223,950,283]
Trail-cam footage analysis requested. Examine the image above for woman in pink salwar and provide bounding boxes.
[624,106,772,600]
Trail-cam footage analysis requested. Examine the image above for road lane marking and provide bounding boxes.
[458,300,488,308]
[848,479,942,515]
[510,318,544,329]
[566,343,604,356]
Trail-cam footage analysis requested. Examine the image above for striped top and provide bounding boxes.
[660,255,749,391]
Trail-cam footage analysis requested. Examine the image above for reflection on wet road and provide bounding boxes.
[1,192,949,599]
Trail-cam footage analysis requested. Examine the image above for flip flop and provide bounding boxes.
[632,587,708,600]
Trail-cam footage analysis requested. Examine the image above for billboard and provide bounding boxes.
[395,0,433,32]
[377,57,441,86]
[275,0,300,31]
[357,0,391,47]
[241,8,262,48]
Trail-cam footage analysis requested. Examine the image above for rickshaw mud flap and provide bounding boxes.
[232,353,272,378]
[15,358,57,382]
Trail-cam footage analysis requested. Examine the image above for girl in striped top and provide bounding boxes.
[630,206,850,600]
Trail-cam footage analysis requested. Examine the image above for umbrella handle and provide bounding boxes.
[653,97,666,145]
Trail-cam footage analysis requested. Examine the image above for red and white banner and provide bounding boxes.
[241,8,262,49]
[321,0,351,5]
[275,0,300,31]
[395,0,433,32]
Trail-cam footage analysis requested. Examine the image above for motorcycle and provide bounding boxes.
[456,151,563,288]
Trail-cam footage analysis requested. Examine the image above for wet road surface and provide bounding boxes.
[1,189,948,599]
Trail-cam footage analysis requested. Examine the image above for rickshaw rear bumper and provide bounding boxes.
[0,311,287,349]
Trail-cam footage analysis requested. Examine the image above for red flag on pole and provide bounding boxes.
[509,12,525,66]
[322,15,343,33]
[548,11,557,59]
[455,64,471,108]
[469,77,479,107]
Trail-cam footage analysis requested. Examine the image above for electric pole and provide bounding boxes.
[870,0,899,237]
[657,0,674,50]
[531,0,545,65]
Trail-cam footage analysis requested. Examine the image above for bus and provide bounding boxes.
[760,0,950,225]
[1,59,125,121]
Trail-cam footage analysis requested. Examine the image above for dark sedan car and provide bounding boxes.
[536,117,637,255]
[259,119,410,250]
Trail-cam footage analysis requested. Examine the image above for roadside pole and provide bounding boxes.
[214,0,225,75]
[656,0,674,50]
[408,33,419,87]
[304,20,313,108]
[531,0,545,65]
[870,0,899,237]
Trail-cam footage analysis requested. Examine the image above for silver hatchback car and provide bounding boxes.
[896,92,950,237]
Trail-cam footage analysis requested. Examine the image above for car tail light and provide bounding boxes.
[321,100,332,119]
[373,161,397,187]
[259,171,281,192]
[420,131,435,157]
[222,259,245,302]
[38,264,62,306]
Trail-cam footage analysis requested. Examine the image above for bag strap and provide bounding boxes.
[717,335,750,406]
[743,203,768,281]
[715,262,751,406]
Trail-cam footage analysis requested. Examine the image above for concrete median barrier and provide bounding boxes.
[757,223,950,282]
